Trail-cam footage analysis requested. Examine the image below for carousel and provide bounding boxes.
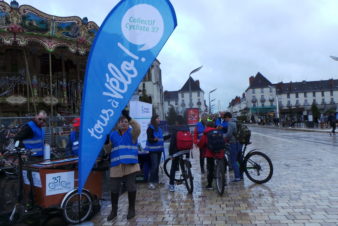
[0,0,99,117]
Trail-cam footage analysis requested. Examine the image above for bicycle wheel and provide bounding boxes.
[243,151,273,184]
[180,160,193,194]
[215,159,225,196]
[163,158,184,183]
[61,189,93,224]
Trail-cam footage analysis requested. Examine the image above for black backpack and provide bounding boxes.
[206,130,225,153]
[235,122,251,144]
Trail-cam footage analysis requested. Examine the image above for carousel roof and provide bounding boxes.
[0,0,99,55]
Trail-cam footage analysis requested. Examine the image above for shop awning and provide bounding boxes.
[250,106,276,113]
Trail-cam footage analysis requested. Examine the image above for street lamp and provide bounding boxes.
[330,56,338,113]
[188,66,203,108]
[208,88,217,114]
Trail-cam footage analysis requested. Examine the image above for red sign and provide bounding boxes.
[186,108,200,125]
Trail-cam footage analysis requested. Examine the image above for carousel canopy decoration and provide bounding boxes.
[0,0,99,55]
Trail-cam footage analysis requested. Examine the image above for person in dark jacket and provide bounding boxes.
[328,113,336,135]
[197,121,225,189]
[168,115,190,192]
[14,110,48,159]
[145,115,170,190]
[224,112,243,182]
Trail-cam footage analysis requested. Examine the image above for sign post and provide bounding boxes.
[78,0,177,192]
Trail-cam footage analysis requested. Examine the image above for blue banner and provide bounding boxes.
[78,0,177,192]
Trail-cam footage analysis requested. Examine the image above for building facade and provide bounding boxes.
[137,59,165,120]
[163,77,208,117]
[229,72,338,124]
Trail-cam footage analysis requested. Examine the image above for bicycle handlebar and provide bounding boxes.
[170,149,190,158]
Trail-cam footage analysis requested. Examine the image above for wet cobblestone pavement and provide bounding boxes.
[89,127,338,225]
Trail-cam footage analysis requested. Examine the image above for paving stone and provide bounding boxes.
[85,129,338,225]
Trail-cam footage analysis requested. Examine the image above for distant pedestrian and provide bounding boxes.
[145,114,170,190]
[193,113,208,174]
[106,110,140,221]
[328,113,336,135]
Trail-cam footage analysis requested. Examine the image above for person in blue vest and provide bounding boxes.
[145,115,170,190]
[14,110,48,160]
[215,111,228,133]
[193,113,208,174]
[66,117,80,156]
[106,109,140,221]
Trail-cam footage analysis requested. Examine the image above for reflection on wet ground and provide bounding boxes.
[91,127,338,225]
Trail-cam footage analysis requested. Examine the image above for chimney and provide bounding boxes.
[249,76,254,86]
[195,80,200,88]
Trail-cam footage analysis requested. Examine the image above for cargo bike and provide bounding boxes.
[2,143,106,225]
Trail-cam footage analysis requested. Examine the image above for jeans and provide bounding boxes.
[229,142,243,179]
[149,151,162,183]
[206,157,215,186]
[169,157,179,185]
[138,154,151,182]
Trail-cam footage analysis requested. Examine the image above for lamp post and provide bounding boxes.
[188,66,203,108]
[330,56,338,113]
[208,88,217,114]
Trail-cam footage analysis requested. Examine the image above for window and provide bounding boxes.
[252,89,255,94]
[330,90,333,96]
[321,91,324,97]
[295,92,298,98]
[287,100,291,107]
[175,100,178,105]
[261,88,264,93]
[269,87,272,93]
[330,98,335,104]
[287,93,290,98]
[181,93,184,98]
[197,91,200,97]
[261,103,265,107]
[304,92,307,98]
[313,92,316,97]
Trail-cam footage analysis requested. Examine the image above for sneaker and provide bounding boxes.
[231,178,242,182]
[205,185,213,190]
[148,183,156,190]
[168,184,175,192]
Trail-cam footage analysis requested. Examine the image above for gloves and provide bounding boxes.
[122,109,132,122]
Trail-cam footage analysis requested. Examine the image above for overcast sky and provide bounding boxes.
[11,0,338,111]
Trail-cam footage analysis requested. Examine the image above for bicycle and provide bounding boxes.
[214,157,227,195]
[163,150,194,193]
[226,142,273,184]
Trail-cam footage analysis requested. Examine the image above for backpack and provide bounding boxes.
[206,130,225,153]
[235,122,251,144]
[176,130,193,150]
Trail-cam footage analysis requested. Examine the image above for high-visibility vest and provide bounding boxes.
[69,131,79,156]
[196,122,205,139]
[144,125,164,152]
[22,121,44,156]
[110,128,138,167]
